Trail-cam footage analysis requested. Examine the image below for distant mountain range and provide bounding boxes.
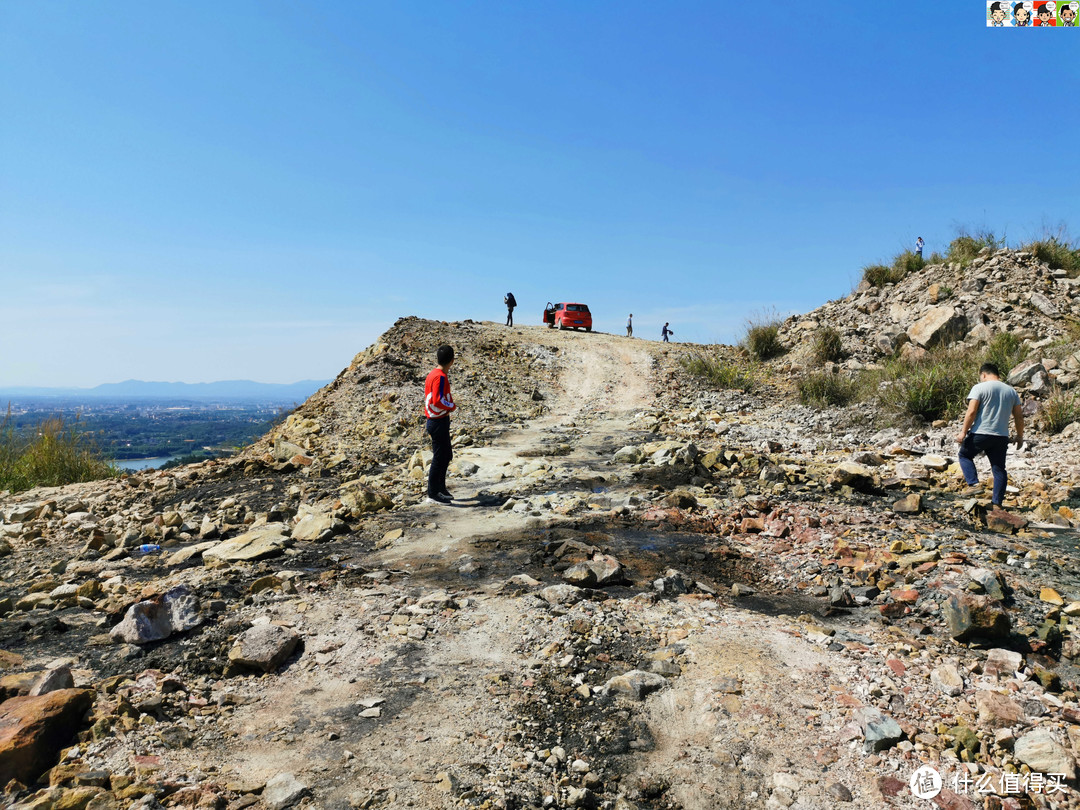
[0,379,330,401]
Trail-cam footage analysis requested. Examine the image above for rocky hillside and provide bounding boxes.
[1,312,1079,810]
[780,247,1080,390]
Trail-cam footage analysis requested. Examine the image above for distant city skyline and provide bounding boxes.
[2,3,1077,387]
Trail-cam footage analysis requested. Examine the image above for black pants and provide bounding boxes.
[506,307,514,326]
[426,417,452,497]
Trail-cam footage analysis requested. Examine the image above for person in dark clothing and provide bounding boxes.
[504,292,517,326]
[423,345,457,504]
[662,322,673,343]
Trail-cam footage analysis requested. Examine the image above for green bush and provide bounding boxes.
[936,284,953,301]
[946,229,1004,267]
[798,372,858,408]
[811,326,844,364]
[983,332,1025,377]
[1039,390,1080,434]
[681,353,756,391]
[1025,237,1080,277]
[862,264,903,288]
[0,410,118,493]
[742,311,785,361]
[926,251,946,265]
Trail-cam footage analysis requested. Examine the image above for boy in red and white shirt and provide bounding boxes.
[423,345,457,503]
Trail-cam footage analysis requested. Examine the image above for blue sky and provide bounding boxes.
[2,3,1078,386]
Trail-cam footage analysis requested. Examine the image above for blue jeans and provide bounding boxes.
[958,433,1009,505]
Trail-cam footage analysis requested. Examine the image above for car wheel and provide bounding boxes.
[585,327,592,332]
[559,322,567,330]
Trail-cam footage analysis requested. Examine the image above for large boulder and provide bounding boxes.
[942,592,1011,641]
[1014,728,1076,780]
[110,585,202,645]
[0,689,94,785]
[828,462,877,492]
[203,524,291,563]
[1007,359,1046,388]
[228,624,301,673]
[339,483,393,515]
[907,306,968,349]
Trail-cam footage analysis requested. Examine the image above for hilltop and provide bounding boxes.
[1,285,1079,809]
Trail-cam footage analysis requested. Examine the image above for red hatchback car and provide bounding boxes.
[543,302,593,332]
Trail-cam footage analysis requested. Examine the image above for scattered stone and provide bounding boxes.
[891,493,922,514]
[930,664,963,697]
[984,648,1023,679]
[262,773,309,810]
[603,670,666,701]
[857,708,903,753]
[28,667,74,697]
[228,624,301,673]
[203,524,291,562]
[109,585,201,645]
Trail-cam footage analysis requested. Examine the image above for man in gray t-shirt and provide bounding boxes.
[955,362,1024,507]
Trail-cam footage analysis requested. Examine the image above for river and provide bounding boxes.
[112,454,186,472]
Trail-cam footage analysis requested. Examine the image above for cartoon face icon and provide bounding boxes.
[1037,6,1053,22]
[1014,2,1031,23]
[1062,3,1077,23]
[990,1,1009,21]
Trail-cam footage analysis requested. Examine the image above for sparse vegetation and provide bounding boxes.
[854,350,978,424]
[983,332,1025,377]
[681,353,756,391]
[811,326,844,364]
[797,371,858,408]
[0,410,118,493]
[862,264,901,288]
[1039,389,1079,434]
[892,249,925,276]
[742,310,785,361]
[946,228,1004,267]
[936,284,953,301]
[862,249,926,288]
[1024,236,1080,277]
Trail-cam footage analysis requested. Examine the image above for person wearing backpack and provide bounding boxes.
[504,292,517,326]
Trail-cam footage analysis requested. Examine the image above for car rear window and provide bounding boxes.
[567,305,589,312]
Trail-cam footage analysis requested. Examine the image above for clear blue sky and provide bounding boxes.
[2,3,1077,387]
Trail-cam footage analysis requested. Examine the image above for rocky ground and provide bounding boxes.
[2,252,1080,810]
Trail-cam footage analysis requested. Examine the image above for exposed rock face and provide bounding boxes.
[0,689,93,785]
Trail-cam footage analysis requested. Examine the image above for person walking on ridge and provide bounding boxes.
[424,345,457,504]
[915,236,925,258]
[661,322,673,343]
[504,292,517,326]
[956,362,1023,508]
[626,314,633,337]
